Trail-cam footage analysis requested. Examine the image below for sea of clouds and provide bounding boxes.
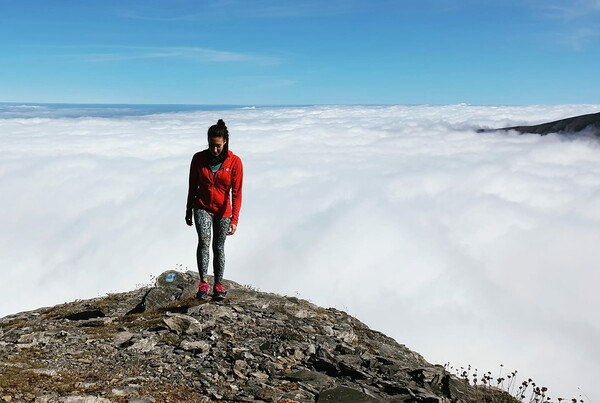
[1,104,599,400]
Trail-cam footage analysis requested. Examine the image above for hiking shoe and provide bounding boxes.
[213,283,228,299]
[196,281,211,299]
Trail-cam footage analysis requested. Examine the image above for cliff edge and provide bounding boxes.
[0,270,515,403]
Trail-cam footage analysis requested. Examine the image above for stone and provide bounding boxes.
[29,368,59,377]
[113,331,135,346]
[179,340,210,352]
[58,397,112,403]
[317,385,380,403]
[128,397,156,403]
[134,271,198,313]
[111,386,139,397]
[63,310,106,321]
[284,369,331,383]
[0,269,518,403]
[250,371,270,380]
[128,337,157,353]
[163,313,203,335]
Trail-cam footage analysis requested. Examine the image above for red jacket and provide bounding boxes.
[186,150,243,225]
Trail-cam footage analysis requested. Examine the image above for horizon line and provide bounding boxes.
[2,101,600,108]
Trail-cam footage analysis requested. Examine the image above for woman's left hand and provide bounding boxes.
[227,223,237,235]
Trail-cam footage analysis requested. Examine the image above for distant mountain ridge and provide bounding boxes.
[479,111,600,136]
[0,270,517,402]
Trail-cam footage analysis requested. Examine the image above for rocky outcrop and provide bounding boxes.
[479,111,600,136]
[0,270,515,402]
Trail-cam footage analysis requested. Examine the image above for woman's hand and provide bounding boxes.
[227,223,237,235]
[185,216,193,226]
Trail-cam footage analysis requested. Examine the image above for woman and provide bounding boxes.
[186,119,243,299]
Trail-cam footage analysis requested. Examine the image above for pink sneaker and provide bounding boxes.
[196,281,210,299]
[213,283,227,299]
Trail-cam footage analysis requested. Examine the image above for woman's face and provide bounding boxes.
[208,136,226,157]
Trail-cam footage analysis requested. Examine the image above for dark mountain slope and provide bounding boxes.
[479,111,600,136]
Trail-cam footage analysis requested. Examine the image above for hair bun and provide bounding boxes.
[217,119,226,127]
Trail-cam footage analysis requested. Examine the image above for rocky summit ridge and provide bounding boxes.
[478,111,600,137]
[0,270,515,403]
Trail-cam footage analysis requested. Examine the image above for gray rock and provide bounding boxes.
[163,313,203,335]
[111,385,139,397]
[127,397,156,403]
[113,331,135,346]
[179,340,210,352]
[128,336,157,352]
[57,397,112,403]
[0,269,518,403]
[140,271,197,312]
[317,385,381,402]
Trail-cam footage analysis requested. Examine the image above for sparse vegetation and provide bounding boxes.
[444,362,588,403]
[2,269,587,403]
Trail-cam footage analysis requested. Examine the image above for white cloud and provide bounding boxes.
[118,0,368,21]
[1,104,599,400]
[37,45,281,66]
[538,0,600,20]
[555,27,600,50]
[532,0,600,49]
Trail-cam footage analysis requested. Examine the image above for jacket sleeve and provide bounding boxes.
[186,155,197,218]
[230,156,243,226]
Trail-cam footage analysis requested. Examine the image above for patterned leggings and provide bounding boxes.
[193,209,231,284]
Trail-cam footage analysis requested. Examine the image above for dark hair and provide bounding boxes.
[207,119,229,142]
[207,119,229,162]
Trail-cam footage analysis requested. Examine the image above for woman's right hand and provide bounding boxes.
[185,216,193,226]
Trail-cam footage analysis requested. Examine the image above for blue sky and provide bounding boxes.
[1,0,599,105]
